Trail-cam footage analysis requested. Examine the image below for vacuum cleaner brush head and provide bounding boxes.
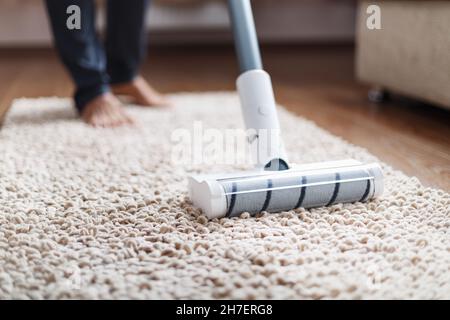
[189,160,383,219]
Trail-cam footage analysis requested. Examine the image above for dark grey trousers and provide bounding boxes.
[45,0,150,112]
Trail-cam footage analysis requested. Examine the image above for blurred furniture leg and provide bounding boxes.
[368,86,389,103]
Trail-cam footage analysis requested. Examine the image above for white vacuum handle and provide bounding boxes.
[237,70,288,169]
[228,0,288,169]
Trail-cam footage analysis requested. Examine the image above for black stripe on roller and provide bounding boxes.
[295,176,307,208]
[359,178,371,202]
[225,182,237,217]
[261,179,273,212]
[326,173,341,206]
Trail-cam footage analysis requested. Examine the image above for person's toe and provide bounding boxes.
[81,93,135,128]
[122,111,136,126]
[106,108,122,127]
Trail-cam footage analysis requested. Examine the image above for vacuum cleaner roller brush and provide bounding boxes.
[189,160,383,219]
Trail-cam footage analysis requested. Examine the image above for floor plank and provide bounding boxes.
[0,45,449,191]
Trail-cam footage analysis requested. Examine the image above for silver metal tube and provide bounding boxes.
[227,0,263,72]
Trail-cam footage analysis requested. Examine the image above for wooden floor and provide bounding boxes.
[0,45,449,191]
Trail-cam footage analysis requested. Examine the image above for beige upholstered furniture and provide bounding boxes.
[356,1,450,109]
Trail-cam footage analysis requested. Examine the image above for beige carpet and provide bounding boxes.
[0,93,448,299]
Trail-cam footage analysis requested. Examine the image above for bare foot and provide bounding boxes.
[81,92,134,128]
[111,76,171,107]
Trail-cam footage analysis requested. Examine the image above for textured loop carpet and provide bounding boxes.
[0,93,449,299]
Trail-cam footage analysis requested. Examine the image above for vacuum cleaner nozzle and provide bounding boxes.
[188,160,383,219]
[188,1,384,220]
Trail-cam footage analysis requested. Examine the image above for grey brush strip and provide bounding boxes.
[326,173,341,206]
[295,176,307,208]
[261,179,273,211]
[225,182,238,217]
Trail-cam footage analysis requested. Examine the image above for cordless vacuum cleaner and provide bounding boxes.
[188,0,384,219]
